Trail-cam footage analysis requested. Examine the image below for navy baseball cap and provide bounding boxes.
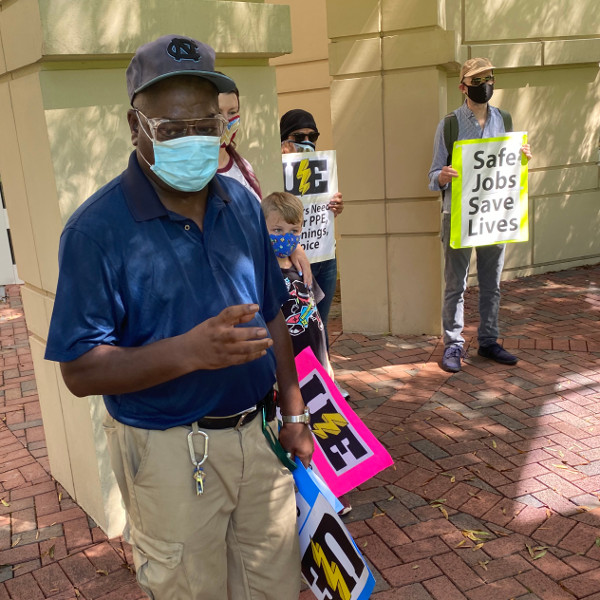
[126,35,236,103]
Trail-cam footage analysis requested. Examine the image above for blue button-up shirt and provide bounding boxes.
[45,153,288,430]
[428,101,507,212]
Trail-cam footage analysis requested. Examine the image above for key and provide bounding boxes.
[188,426,209,496]
[193,465,206,495]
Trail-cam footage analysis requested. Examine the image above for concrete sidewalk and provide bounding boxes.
[1,265,600,599]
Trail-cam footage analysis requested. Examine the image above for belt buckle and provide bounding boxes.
[234,405,256,431]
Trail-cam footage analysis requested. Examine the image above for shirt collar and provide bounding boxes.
[121,151,231,222]
[460,99,492,121]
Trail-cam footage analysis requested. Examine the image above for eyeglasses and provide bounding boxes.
[136,110,228,142]
[288,131,319,144]
[469,75,495,87]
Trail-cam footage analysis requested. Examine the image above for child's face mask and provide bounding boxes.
[270,232,300,258]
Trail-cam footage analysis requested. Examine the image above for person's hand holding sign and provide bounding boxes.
[521,144,532,162]
[438,165,459,187]
[327,192,344,217]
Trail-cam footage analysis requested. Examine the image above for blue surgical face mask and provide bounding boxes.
[270,232,300,258]
[146,135,220,192]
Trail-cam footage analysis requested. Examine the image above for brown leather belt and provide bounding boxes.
[194,390,273,430]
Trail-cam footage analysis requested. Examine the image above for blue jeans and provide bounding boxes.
[311,257,337,347]
[441,214,505,348]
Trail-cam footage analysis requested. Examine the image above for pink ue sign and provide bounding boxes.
[294,347,394,498]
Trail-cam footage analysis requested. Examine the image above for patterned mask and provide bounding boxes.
[221,115,240,147]
[270,232,300,257]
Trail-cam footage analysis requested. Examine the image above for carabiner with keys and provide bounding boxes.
[188,423,209,495]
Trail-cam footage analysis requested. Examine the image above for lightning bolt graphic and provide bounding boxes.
[312,413,348,440]
[296,158,311,196]
[310,539,351,600]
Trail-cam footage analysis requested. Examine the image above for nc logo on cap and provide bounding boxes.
[167,38,201,62]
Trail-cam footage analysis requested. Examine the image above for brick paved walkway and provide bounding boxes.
[1,265,600,599]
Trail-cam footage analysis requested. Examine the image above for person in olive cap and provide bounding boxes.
[45,34,312,600]
[428,57,531,373]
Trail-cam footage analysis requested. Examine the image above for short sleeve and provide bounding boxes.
[45,228,125,362]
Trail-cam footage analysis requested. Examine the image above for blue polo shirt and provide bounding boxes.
[45,152,288,430]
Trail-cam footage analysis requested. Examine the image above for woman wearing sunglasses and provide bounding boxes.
[279,109,345,340]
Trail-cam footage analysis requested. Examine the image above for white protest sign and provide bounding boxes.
[281,150,337,262]
[450,132,529,248]
[293,460,376,600]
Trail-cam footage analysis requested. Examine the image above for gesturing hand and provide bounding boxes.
[186,304,273,370]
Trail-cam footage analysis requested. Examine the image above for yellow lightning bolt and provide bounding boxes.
[310,539,351,600]
[296,158,311,196]
[312,413,348,440]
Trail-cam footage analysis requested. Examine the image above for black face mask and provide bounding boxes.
[466,82,494,104]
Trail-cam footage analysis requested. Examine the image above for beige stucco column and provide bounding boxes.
[0,0,291,535]
[325,0,454,336]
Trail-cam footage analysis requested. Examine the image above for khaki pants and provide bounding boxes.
[103,413,300,600]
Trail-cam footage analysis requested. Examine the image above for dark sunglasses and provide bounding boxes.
[289,131,319,144]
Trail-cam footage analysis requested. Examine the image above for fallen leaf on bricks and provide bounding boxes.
[429,499,447,508]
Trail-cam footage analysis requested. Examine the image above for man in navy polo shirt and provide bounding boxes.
[45,35,313,600]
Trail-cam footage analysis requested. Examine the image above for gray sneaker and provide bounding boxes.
[334,381,350,399]
[442,345,465,373]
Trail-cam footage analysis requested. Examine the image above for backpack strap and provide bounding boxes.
[443,108,513,166]
[498,108,513,133]
[443,112,458,166]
